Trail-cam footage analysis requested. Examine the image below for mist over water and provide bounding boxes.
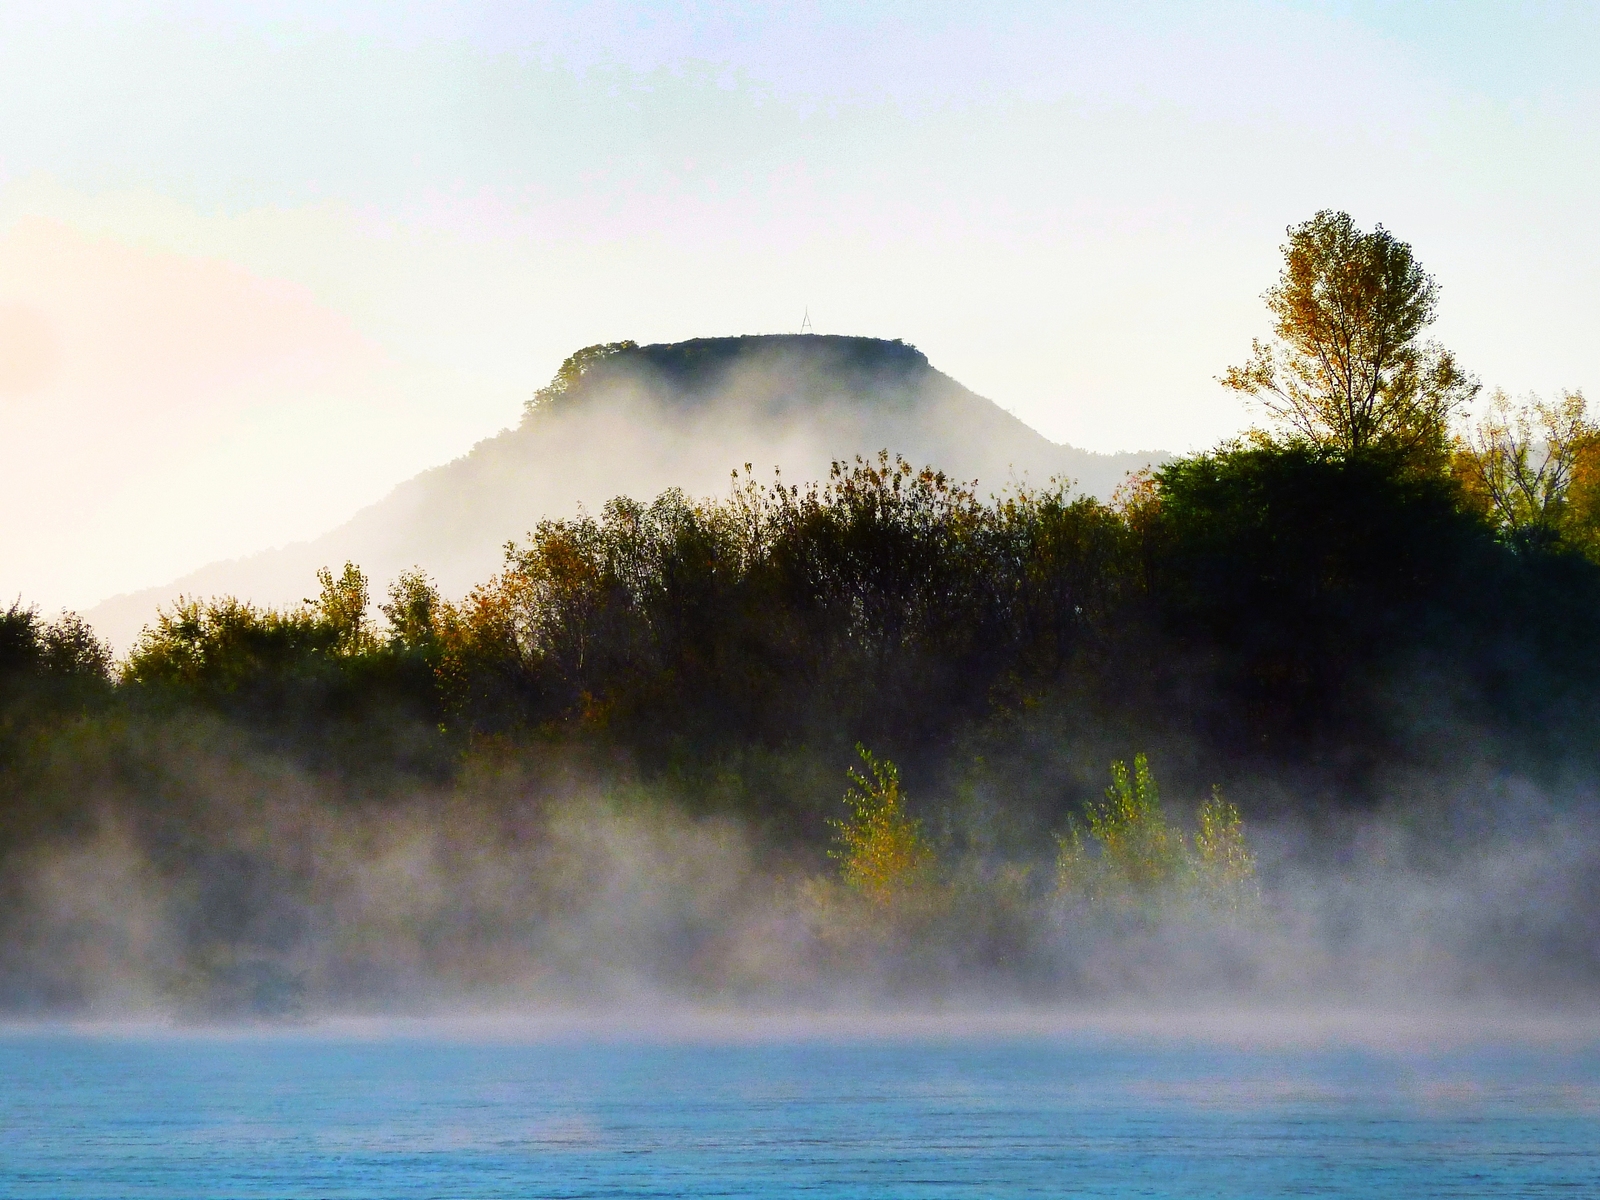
[5,396,1600,1200]
[4,744,1596,1022]
[7,342,1599,1049]
[7,6,1600,1183]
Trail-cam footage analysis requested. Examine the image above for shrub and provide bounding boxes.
[1057,753,1258,916]
[828,745,934,901]
[1192,788,1260,912]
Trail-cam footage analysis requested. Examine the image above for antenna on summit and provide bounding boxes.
[799,307,813,335]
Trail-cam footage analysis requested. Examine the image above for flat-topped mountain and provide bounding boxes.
[88,335,1166,647]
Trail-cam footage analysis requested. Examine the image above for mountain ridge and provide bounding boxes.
[87,334,1168,648]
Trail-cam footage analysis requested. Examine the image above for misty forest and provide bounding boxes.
[4,211,1598,1017]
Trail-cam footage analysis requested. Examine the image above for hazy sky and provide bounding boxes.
[2,1,1597,612]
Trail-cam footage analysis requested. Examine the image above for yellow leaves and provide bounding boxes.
[1221,210,1476,457]
[1111,468,1161,549]
[829,745,934,902]
[577,690,614,731]
[1193,787,1260,913]
[807,746,951,976]
[1056,752,1180,909]
[1456,388,1597,555]
[1564,421,1600,563]
[1057,754,1259,918]
[312,562,375,657]
[821,746,1259,933]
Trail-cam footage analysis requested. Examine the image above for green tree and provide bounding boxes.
[0,603,112,720]
[380,568,441,651]
[1222,210,1478,456]
[1056,753,1184,906]
[1562,410,1600,563]
[0,601,45,680]
[1192,788,1259,913]
[1,604,111,682]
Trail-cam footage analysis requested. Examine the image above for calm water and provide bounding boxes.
[2,1022,1597,1198]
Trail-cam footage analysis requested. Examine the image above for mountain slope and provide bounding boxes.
[88,335,1166,647]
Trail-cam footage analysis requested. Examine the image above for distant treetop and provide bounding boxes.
[522,335,928,420]
[524,341,639,417]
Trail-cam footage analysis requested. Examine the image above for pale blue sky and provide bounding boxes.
[2,2,1596,610]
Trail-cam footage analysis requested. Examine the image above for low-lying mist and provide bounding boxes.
[11,426,1600,1024]
[4,726,1595,1021]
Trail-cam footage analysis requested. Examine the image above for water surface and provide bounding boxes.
[3,1018,1597,1198]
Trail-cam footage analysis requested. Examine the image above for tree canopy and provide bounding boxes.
[523,340,639,418]
[1455,388,1600,554]
[1222,210,1478,456]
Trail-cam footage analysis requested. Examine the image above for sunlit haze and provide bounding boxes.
[2,1,1596,612]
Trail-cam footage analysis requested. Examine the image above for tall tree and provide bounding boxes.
[1222,210,1478,455]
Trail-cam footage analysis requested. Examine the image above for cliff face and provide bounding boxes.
[88,335,1166,647]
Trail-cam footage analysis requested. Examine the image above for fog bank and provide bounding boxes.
[4,753,1594,1021]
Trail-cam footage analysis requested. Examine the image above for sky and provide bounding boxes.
[2,1,1597,613]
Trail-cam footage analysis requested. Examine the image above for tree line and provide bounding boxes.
[3,210,1598,851]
